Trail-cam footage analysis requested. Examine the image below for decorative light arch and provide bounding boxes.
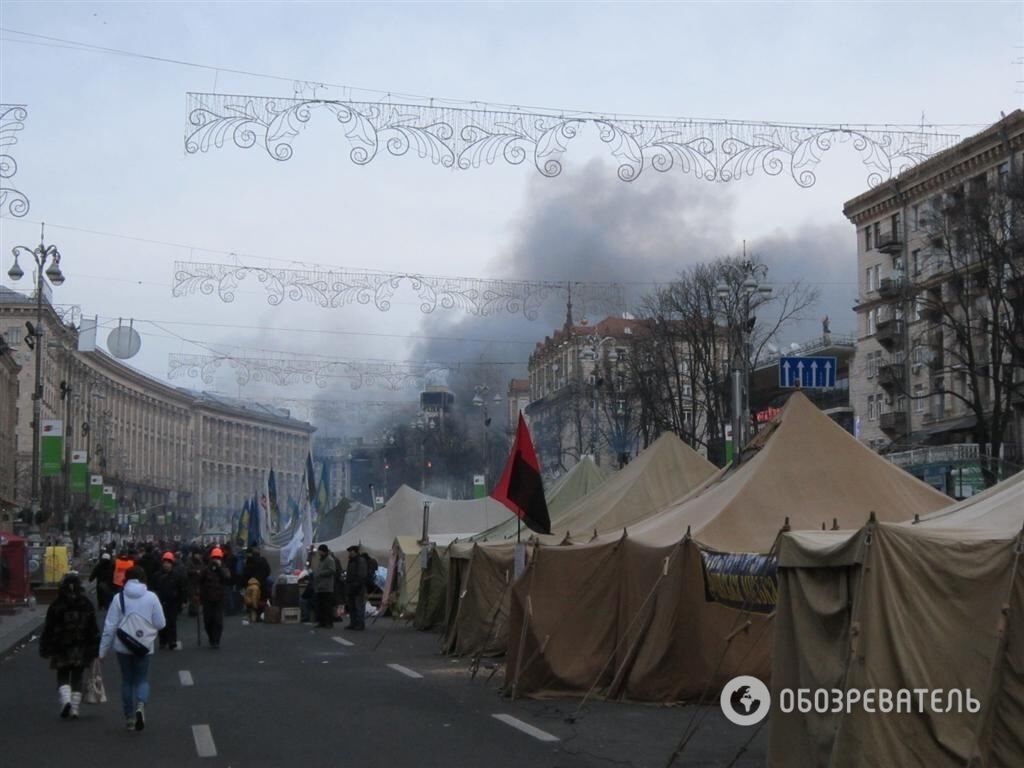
[0,104,30,217]
[184,92,958,188]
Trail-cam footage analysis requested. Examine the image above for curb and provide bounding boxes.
[0,612,45,660]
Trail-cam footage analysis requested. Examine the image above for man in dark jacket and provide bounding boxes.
[313,545,337,628]
[154,552,187,650]
[89,552,115,610]
[198,548,233,649]
[344,545,368,631]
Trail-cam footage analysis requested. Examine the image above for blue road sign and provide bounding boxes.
[779,356,837,389]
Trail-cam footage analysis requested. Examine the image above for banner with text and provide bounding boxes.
[40,420,64,477]
[89,475,103,506]
[70,451,88,492]
[699,550,778,613]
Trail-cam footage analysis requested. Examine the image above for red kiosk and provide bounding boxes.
[0,532,31,605]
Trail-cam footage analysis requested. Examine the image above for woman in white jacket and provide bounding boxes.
[99,566,166,731]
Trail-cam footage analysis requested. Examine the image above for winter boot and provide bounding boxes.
[70,692,82,719]
[135,702,145,731]
[58,684,72,718]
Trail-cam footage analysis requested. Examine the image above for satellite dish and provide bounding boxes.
[789,343,800,352]
[767,343,779,354]
[107,319,142,359]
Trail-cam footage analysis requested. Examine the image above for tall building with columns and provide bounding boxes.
[0,286,315,532]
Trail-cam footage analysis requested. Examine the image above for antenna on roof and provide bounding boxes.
[832,518,839,530]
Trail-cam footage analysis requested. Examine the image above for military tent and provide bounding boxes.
[505,392,952,702]
[769,468,1024,768]
[444,433,716,659]
[384,534,467,620]
[319,485,510,562]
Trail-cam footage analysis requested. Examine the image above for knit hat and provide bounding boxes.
[162,551,175,562]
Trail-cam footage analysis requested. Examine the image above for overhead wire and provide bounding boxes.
[0,26,988,130]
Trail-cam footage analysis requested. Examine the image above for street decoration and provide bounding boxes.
[184,91,957,188]
[0,104,29,217]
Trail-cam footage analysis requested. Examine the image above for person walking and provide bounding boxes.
[88,552,114,611]
[39,573,100,720]
[111,550,135,595]
[154,552,186,651]
[313,544,337,628]
[199,548,232,648]
[99,566,166,731]
[344,545,368,631]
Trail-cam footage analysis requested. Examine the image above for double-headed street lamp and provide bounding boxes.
[716,264,771,468]
[472,385,502,487]
[8,224,66,526]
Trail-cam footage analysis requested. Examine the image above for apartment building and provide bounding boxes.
[844,111,1024,490]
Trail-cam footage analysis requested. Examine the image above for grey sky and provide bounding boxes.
[1,1,1020,428]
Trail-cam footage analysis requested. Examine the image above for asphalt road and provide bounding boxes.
[0,608,766,767]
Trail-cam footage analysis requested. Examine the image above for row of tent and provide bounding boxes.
[311,392,1021,766]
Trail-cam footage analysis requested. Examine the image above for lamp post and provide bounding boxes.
[472,385,502,488]
[8,224,65,527]
[716,264,772,468]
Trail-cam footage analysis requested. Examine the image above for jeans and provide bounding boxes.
[115,652,151,717]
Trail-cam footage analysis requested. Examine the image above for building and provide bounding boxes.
[844,111,1024,494]
[506,378,530,431]
[0,330,20,525]
[526,315,649,475]
[0,287,315,533]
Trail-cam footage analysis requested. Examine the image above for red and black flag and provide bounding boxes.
[491,414,550,535]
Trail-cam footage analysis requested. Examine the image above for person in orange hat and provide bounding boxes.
[198,547,232,648]
[154,552,186,651]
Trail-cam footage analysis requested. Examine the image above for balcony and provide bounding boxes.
[878,363,903,391]
[879,411,907,433]
[877,276,904,300]
[875,318,904,351]
[877,230,903,255]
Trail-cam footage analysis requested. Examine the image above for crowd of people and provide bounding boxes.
[41,537,378,731]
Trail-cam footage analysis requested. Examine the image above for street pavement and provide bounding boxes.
[0,607,767,767]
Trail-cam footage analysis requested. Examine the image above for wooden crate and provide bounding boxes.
[281,607,300,624]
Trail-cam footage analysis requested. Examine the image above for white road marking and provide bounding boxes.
[192,724,217,757]
[332,636,354,647]
[387,663,424,679]
[178,670,194,687]
[492,714,560,742]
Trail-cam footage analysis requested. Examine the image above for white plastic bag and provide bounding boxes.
[84,658,107,704]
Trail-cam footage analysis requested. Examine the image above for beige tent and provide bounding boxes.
[506,393,952,702]
[384,534,467,620]
[319,485,510,561]
[475,456,611,542]
[443,433,717,659]
[770,469,1024,768]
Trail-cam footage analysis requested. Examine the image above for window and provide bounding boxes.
[914,384,926,413]
[912,204,920,231]
[998,162,1009,188]
[874,222,881,245]
[891,212,901,236]
[4,326,21,345]
[867,350,881,378]
[868,309,877,336]
[911,249,921,277]
[866,267,872,292]
[893,256,904,275]
[896,395,906,413]
[873,264,880,291]
[912,345,926,365]
[867,395,876,420]
[865,227,873,251]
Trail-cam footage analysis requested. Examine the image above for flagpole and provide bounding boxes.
[517,516,521,544]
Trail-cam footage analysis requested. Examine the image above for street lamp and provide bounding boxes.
[716,264,772,468]
[8,224,65,527]
[472,385,502,487]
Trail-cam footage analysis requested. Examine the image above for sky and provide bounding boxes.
[0,0,1021,435]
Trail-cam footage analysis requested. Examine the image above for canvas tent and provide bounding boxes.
[319,485,511,562]
[505,392,952,702]
[769,469,1024,768]
[385,534,467,620]
[443,433,717,659]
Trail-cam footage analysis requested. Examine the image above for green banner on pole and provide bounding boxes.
[40,420,63,477]
[70,450,88,492]
[102,485,116,513]
[89,475,103,506]
[473,474,487,499]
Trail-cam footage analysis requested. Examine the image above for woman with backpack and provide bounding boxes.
[99,566,166,732]
[39,573,100,719]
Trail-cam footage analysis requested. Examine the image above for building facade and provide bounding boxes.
[844,111,1024,492]
[0,287,315,533]
[0,333,19,522]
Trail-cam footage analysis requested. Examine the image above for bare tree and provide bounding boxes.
[908,168,1024,486]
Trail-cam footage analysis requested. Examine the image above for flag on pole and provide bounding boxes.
[249,495,262,547]
[312,463,330,540]
[236,498,251,547]
[491,414,550,535]
[305,452,317,503]
[268,468,280,533]
[89,475,103,507]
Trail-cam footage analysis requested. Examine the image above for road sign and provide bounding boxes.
[779,356,837,388]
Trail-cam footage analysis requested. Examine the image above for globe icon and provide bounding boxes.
[729,685,760,715]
